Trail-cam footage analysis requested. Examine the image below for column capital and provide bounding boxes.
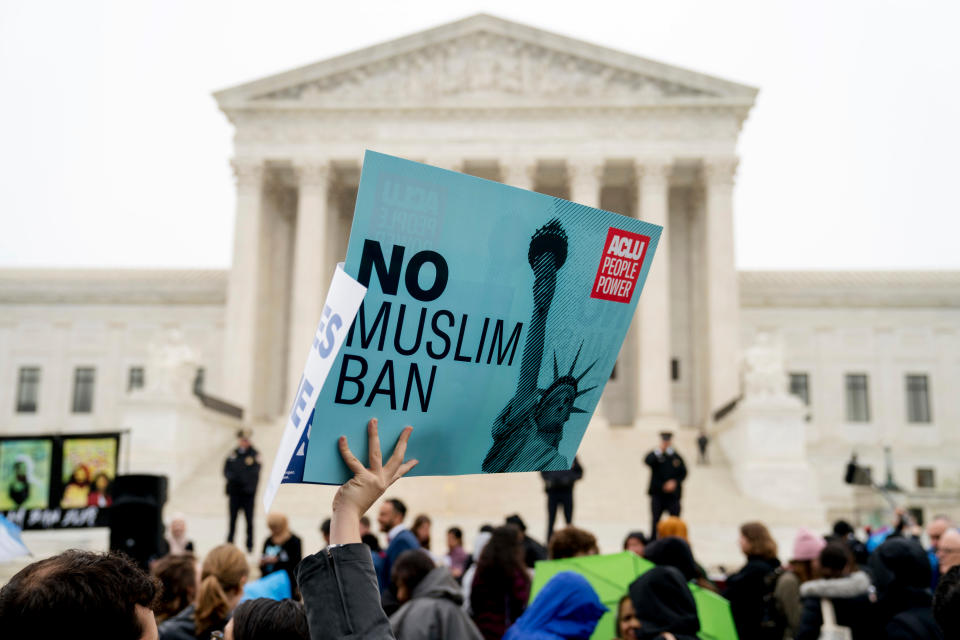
[500,158,537,187]
[566,158,605,184]
[634,158,674,184]
[294,160,332,188]
[425,157,462,172]
[702,157,739,185]
[231,158,264,187]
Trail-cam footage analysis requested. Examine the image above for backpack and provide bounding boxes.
[758,566,787,640]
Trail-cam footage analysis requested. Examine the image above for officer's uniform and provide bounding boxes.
[224,445,261,552]
[644,446,687,540]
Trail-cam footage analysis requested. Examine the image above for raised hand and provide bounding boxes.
[330,418,418,545]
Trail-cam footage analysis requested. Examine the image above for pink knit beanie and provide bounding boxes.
[792,528,826,561]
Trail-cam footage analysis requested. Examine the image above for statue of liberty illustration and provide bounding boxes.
[482,218,596,473]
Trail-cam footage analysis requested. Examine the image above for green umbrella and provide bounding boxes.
[529,551,738,640]
[530,551,654,640]
[688,582,739,640]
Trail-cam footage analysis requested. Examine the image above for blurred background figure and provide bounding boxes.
[774,527,826,638]
[723,521,781,640]
[623,531,647,557]
[260,512,302,598]
[628,566,700,640]
[446,526,469,581]
[163,513,194,556]
[547,526,598,560]
[505,514,546,569]
[151,553,198,624]
[224,429,261,553]
[540,456,583,543]
[470,524,530,640]
[503,571,606,640]
[389,549,483,639]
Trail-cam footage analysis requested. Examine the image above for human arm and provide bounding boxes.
[774,572,802,633]
[298,419,418,640]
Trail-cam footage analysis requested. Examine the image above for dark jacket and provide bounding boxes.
[869,537,943,640]
[379,528,421,593]
[298,543,395,640]
[644,448,687,498]
[540,457,583,493]
[262,533,303,590]
[158,604,229,640]
[794,571,879,640]
[224,446,261,495]
[503,571,606,640]
[389,566,483,640]
[628,566,700,640]
[723,555,781,640]
[522,535,548,569]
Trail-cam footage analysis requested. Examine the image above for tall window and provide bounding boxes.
[845,373,870,422]
[72,367,95,413]
[916,468,935,489]
[128,366,145,392]
[16,367,40,413]
[789,373,810,405]
[905,374,931,423]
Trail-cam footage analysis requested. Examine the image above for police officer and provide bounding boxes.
[645,431,687,540]
[224,429,261,552]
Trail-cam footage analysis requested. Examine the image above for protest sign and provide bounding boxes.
[297,151,662,485]
[262,264,366,511]
[1,432,120,529]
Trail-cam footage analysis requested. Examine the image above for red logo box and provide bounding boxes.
[590,227,650,303]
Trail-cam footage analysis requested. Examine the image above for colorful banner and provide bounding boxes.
[0,433,120,529]
[299,152,661,484]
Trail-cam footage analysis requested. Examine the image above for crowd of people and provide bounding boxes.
[1,420,958,640]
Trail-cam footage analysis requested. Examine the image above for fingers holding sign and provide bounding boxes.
[330,418,418,545]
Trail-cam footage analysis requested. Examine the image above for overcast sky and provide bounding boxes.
[1,0,957,270]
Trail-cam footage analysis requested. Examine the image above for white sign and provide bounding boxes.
[262,264,367,512]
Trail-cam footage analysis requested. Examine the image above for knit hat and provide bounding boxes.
[792,528,826,561]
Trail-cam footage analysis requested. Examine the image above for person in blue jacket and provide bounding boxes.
[503,571,607,640]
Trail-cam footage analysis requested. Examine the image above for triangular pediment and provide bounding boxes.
[216,15,756,111]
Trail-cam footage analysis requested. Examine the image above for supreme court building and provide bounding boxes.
[2,15,959,562]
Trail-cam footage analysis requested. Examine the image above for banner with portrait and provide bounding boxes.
[0,432,121,530]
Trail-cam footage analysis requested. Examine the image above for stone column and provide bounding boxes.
[286,161,331,403]
[500,159,536,191]
[223,159,265,418]
[635,160,674,423]
[702,158,741,426]
[567,158,603,207]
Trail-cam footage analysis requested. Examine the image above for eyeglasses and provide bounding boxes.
[210,632,224,640]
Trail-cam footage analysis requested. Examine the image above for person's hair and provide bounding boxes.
[360,515,371,528]
[448,526,463,541]
[657,516,688,541]
[385,498,407,519]
[0,549,159,639]
[391,549,436,598]
[740,522,778,559]
[832,520,854,537]
[623,531,647,550]
[818,542,852,578]
[195,544,249,636]
[361,532,382,552]
[505,514,527,532]
[320,518,331,537]
[412,514,432,548]
[934,565,960,638]
[151,553,198,623]
[788,559,815,583]
[232,598,309,640]
[475,524,526,587]
[480,523,495,533]
[548,526,598,559]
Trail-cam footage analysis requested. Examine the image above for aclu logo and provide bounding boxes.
[590,228,651,303]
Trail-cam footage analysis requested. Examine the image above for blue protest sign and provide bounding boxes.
[303,151,661,484]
